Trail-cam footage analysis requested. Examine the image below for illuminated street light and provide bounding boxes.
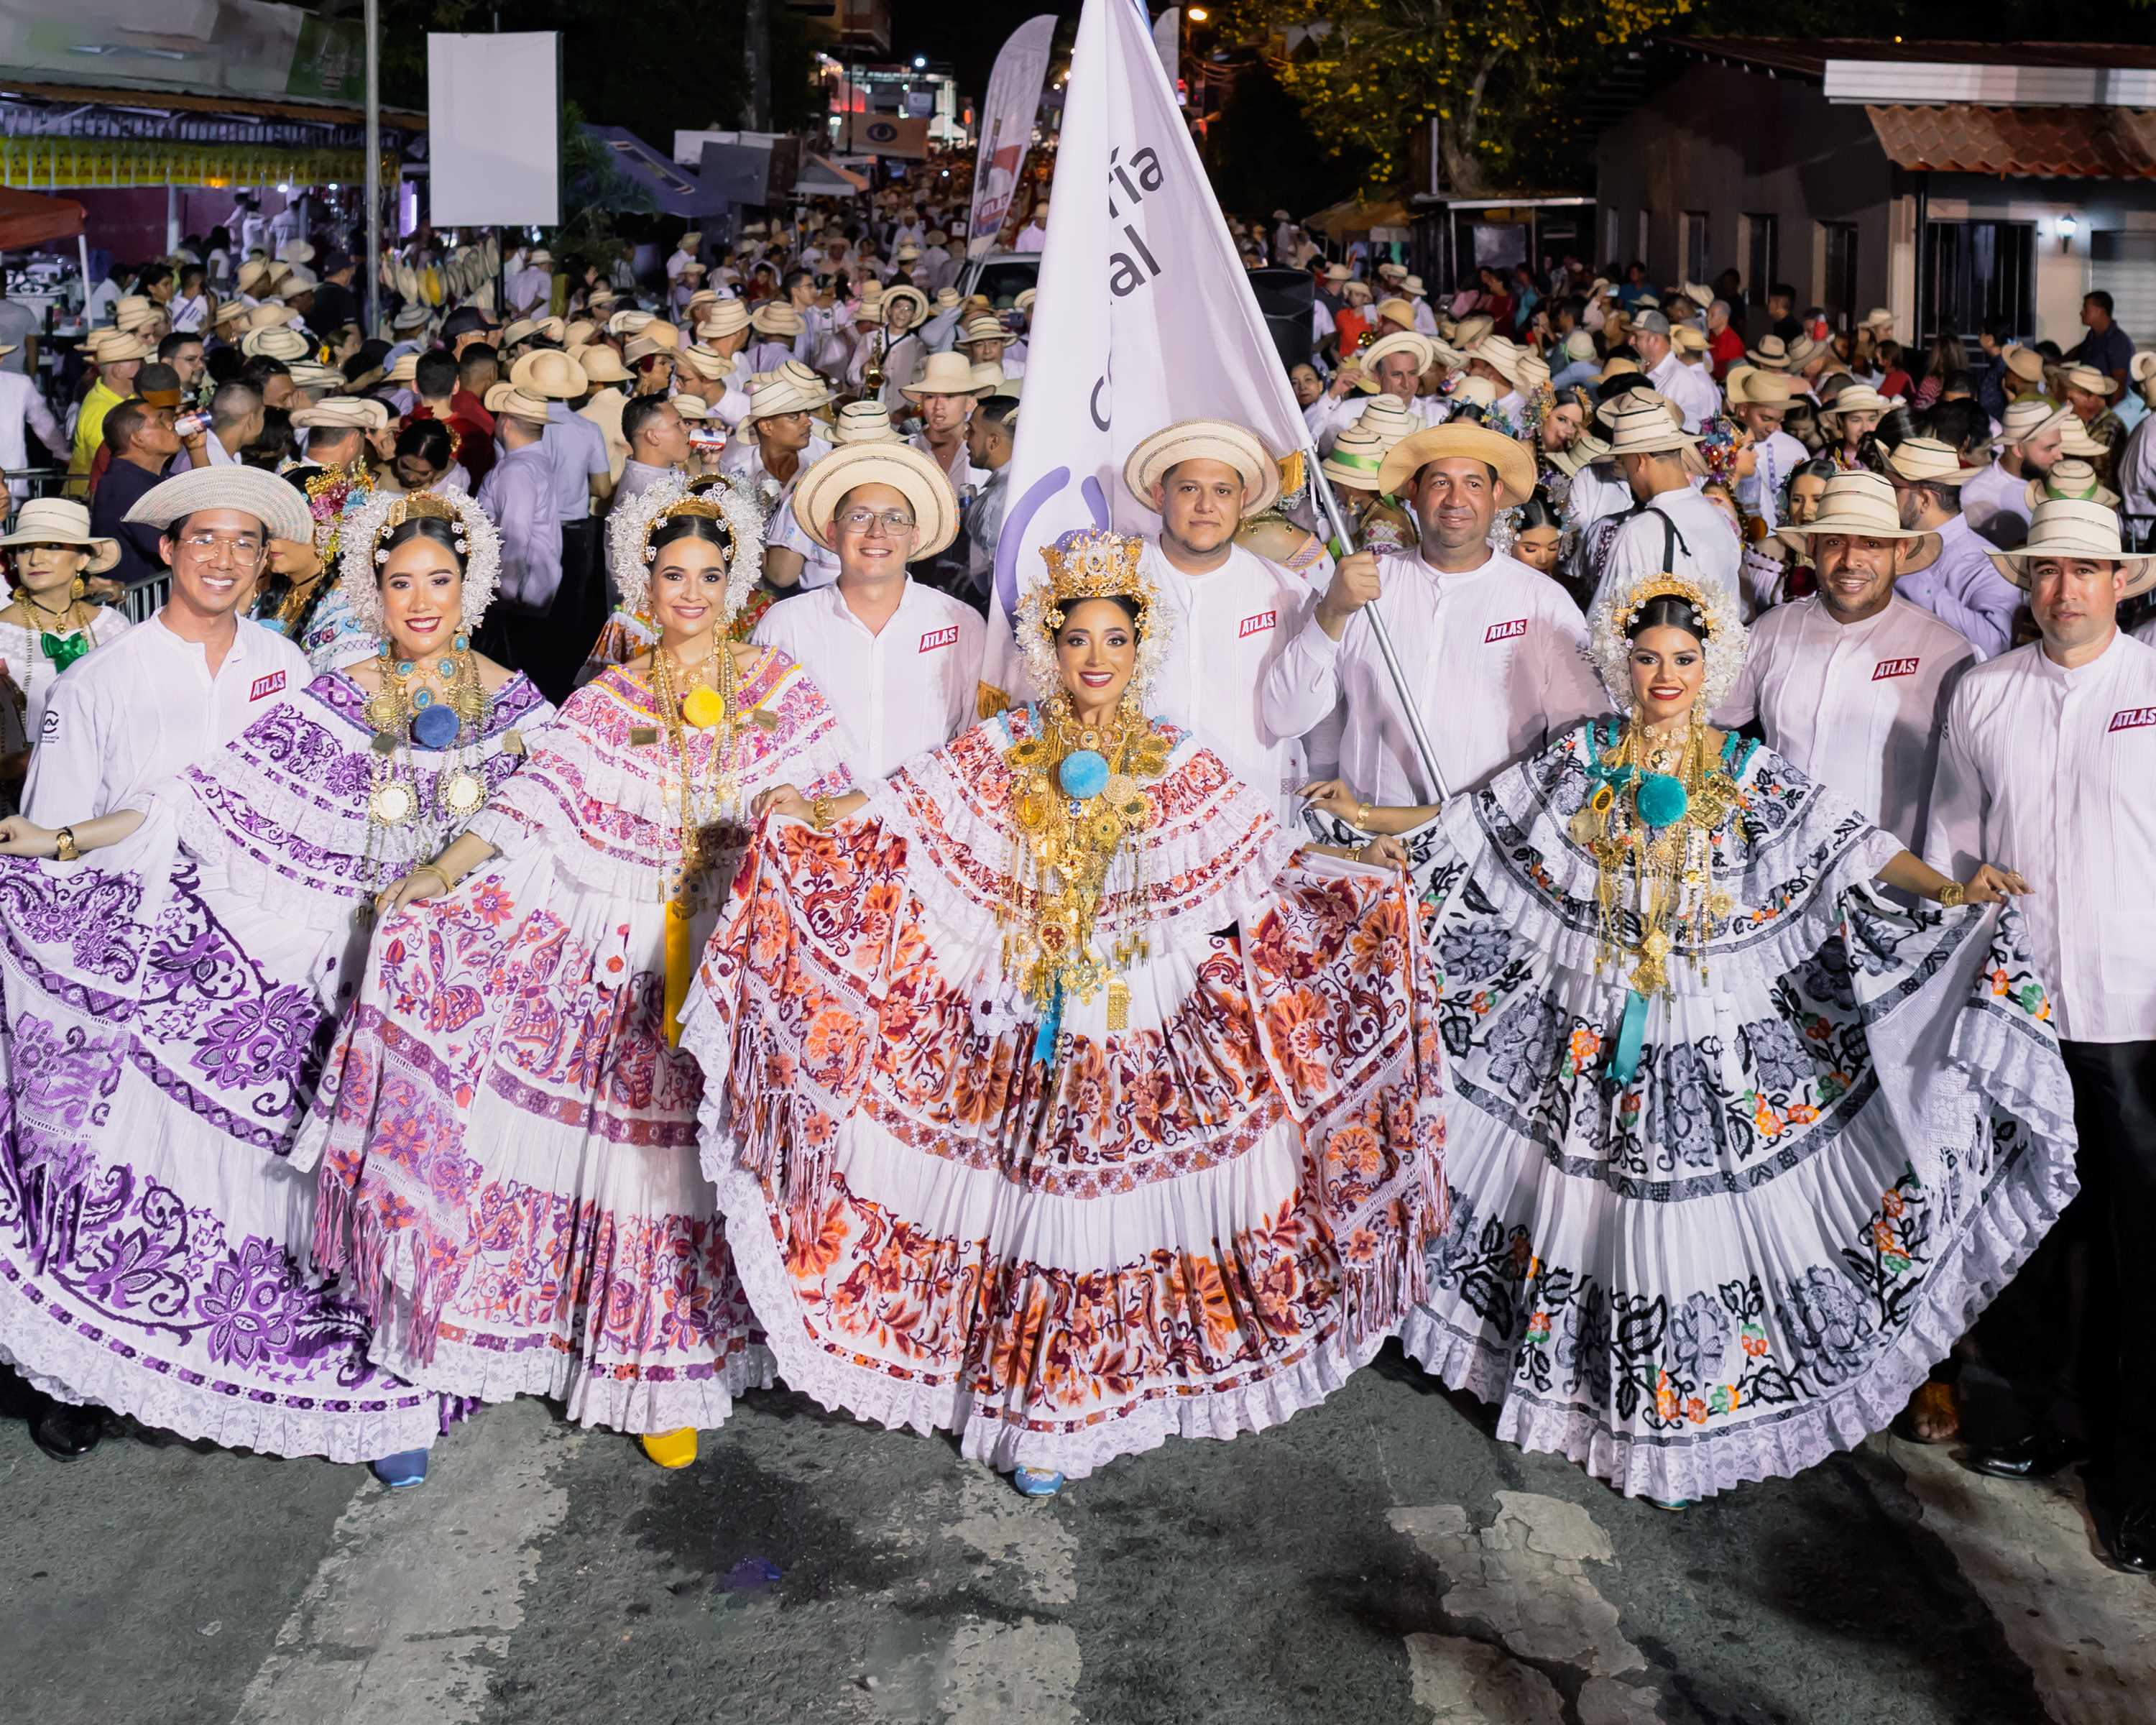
[1188,6,1208,18]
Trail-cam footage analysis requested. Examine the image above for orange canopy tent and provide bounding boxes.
[0,185,86,250]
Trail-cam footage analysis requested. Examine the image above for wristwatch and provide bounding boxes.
[53,825,78,862]
[1936,880,1966,908]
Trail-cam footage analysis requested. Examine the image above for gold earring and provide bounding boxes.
[70,576,86,599]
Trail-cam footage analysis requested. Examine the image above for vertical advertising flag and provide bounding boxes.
[979,0,1311,703]
[966,14,1059,259]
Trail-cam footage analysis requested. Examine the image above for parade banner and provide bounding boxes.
[966,14,1059,260]
[1153,6,1181,86]
[980,0,1312,702]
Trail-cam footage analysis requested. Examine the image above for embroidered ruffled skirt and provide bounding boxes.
[681,708,1447,1480]
[1389,722,2079,1501]
[0,671,549,1459]
[302,656,852,1435]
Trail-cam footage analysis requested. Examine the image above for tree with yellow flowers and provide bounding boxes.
[1216,0,1691,197]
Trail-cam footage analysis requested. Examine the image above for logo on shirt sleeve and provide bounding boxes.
[1871,657,1921,681]
[39,707,58,741]
[918,625,960,654]
[1238,609,1278,639]
[2109,707,2156,733]
[249,670,287,702]
[1484,617,1529,643]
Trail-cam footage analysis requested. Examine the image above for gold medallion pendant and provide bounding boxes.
[441,770,487,816]
[369,781,417,825]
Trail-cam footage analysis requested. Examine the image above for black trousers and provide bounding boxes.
[1962,1036,2156,1492]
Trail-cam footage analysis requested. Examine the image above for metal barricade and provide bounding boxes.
[121,577,168,623]
[4,467,72,510]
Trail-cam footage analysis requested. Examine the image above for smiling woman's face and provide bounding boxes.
[650,532,729,650]
[379,532,465,661]
[1627,622,1705,725]
[1054,597,1138,717]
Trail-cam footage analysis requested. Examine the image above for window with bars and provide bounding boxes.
[1924,220,2035,341]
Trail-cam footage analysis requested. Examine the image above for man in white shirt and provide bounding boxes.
[1881,437,2022,658]
[0,341,67,505]
[756,443,979,785]
[1588,392,1743,615]
[2114,352,2156,523]
[1119,420,1322,817]
[1262,422,1606,805]
[1304,331,1441,451]
[1963,399,2072,550]
[25,466,313,827]
[614,394,694,509]
[1633,310,1720,433]
[724,368,837,593]
[665,230,703,285]
[506,247,554,318]
[1013,201,1049,252]
[1723,470,1975,850]
[1924,497,2156,1575]
[1726,367,1808,535]
[961,392,1018,607]
[1462,334,1528,426]
[902,351,986,492]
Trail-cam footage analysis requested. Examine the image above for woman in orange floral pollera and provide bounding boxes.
[681,527,1447,1497]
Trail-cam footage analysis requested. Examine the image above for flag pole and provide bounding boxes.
[1302,449,1450,804]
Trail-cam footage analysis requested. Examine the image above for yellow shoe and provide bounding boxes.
[640,1427,698,1468]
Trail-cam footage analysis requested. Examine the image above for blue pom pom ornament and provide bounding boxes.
[1634,771,1688,829]
[412,703,461,748]
[1058,748,1109,801]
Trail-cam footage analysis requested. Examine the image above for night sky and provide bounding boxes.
[887,0,1075,102]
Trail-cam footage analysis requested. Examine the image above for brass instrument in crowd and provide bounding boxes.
[862,329,888,397]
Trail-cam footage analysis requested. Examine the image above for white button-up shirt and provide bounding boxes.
[1591,485,1744,616]
[1648,352,1723,432]
[543,400,609,522]
[1893,512,2021,661]
[1925,629,2156,1042]
[24,610,310,827]
[1961,459,2032,549]
[1143,541,1320,816]
[1718,594,1976,851]
[2119,413,2156,520]
[752,578,983,784]
[1261,547,1607,805]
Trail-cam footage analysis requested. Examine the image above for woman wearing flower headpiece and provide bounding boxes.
[1299,567,2079,1506]
[0,487,545,1479]
[681,526,1447,1497]
[303,471,852,1471]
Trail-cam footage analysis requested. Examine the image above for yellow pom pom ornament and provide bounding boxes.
[681,686,726,730]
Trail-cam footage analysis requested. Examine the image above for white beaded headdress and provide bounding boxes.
[1588,569,1748,712]
[605,469,766,619]
[335,488,502,636]
[1015,528,1174,703]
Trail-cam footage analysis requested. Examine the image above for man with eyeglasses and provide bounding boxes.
[753,443,980,786]
[23,467,315,829]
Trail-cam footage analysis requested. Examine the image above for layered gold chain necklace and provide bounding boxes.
[362,638,491,883]
[1003,691,1171,1057]
[648,632,739,1045]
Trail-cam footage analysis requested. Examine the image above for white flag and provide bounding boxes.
[980,0,1310,704]
[967,15,1059,262]
[1151,6,1179,86]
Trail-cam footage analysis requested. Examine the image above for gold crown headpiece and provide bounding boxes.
[1038,528,1153,632]
[1618,572,1715,636]
[373,489,469,561]
[642,494,734,563]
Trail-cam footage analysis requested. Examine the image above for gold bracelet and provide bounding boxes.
[53,824,79,862]
[1935,880,1966,909]
[1354,801,1372,830]
[811,794,834,832]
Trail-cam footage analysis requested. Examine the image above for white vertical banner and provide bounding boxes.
[980,0,1310,702]
[967,14,1059,260]
[1151,6,1180,87]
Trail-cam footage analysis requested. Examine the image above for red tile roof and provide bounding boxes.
[1864,104,2156,178]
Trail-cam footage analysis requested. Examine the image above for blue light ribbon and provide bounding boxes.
[1032,980,1064,1067]
[1606,989,1649,1087]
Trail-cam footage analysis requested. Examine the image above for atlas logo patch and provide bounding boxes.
[249,670,287,702]
[2109,706,2156,733]
[918,626,960,654]
[1238,610,1277,639]
[1871,657,1921,681]
[1484,618,1528,644]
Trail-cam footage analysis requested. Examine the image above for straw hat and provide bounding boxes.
[1861,307,1894,333]
[622,334,672,366]
[2132,351,2156,394]
[1785,334,1830,371]
[969,363,1015,395]
[901,351,985,400]
[1356,397,1420,447]
[0,498,119,572]
[293,397,390,433]
[114,295,159,333]
[1319,418,1393,492]
[527,248,554,268]
[1013,288,1036,313]
[1450,314,1495,350]
[121,465,313,544]
[1745,334,1792,370]
[236,260,273,296]
[739,360,829,424]
[1464,334,1523,386]
[1450,375,1498,413]
[1670,324,1708,356]
[1323,262,1350,284]
[507,349,587,400]
[671,394,712,421]
[1375,422,1537,504]
[934,288,962,311]
[751,302,804,339]
[280,239,316,266]
[1884,436,1984,487]
[1355,331,1436,390]
[1342,279,1374,304]
[1401,275,1427,298]
[1123,419,1281,517]
[2026,456,2121,513]
[674,344,732,383]
[2058,417,2111,460]
[492,386,553,426]
[211,300,249,331]
[1774,470,1925,553]
[792,443,959,556]
[831,400,903,445]
[1986,497,2153,595]
[287,362,351,395]
[959,315,1010,346]
[382,352,420,387]
[1515,354,1552,397]
[2059,362,2119,400]
[698,300,751,341]
[88,331,150,364]
[578,345,631,385]
[1596,356,1641,383]
[1995,399,2075,449]
[881,284,930,323]
[609,309,656,339]
[2001,345,2047,387]
[563,320,597,350]
[499,317,539,349]
[1819,382,1899,423]
[1680,281,1714,311]
[241,327,309,362]
[1726,367,1797,409]
[1594,391,1698,456]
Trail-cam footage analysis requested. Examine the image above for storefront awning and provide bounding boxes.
[0,185,85,249]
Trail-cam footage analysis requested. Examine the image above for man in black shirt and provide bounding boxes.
[308,249,363,348]
[88,397,183,588]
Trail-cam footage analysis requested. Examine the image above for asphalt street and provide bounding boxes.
[2,1344,2150,1725]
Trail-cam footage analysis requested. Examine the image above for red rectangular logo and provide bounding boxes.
[918,626,959,654]
[2109,707,2156,733]
[1871,657,1921,681]
[248,671,286,702]
[1484,618,1528,644]
[1238,610,1278,640]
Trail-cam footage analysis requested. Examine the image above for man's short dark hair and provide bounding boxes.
[622,393,672,446]
[1768,282,1796,303]
[414,349,459,399]
[103,398,152,451]
[158,331,203,362]
[974,395,1019,433]
[457,344,499,382]
[2086,289,2116,317]
[136,362,183,397]
[240,355,291,390]
[306,423,364,458]
[211,380,263,434]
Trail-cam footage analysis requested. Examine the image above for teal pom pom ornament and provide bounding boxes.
[1635,772,1688,829]
[1059,748,1109,800]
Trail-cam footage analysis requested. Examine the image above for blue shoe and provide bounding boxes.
[371,1448,430,1489]
[1012,1466,1065,1497]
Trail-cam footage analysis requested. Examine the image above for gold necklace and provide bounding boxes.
[650,631,738,1049]
[362,638,491,840]
[1002,691,1171,1048]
